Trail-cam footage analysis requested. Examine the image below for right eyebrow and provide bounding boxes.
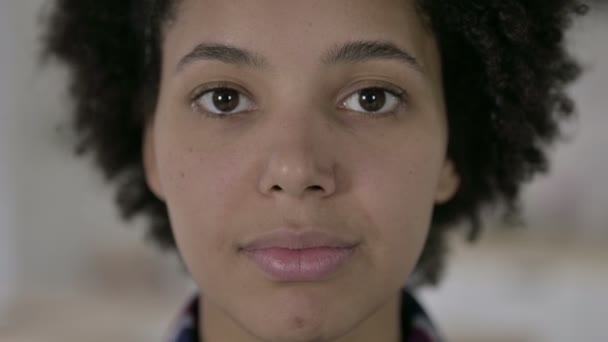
[175,43,270,72]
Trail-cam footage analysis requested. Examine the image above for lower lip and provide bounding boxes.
[242,246,356,282]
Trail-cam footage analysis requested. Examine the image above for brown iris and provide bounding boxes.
[358,88,386,112]
[212,88,240,112]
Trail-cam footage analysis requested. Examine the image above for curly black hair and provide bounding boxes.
[42,0,588,286]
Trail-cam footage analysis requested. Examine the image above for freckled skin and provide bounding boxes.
[143,0,460,341]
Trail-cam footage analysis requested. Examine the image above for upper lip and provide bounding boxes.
[240,229,358,250]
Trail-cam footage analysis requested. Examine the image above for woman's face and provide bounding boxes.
[144,0,459,340]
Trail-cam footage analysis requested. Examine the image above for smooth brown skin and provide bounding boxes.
[143,0,459,341]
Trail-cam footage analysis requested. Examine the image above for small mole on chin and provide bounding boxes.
[292,316,306,329]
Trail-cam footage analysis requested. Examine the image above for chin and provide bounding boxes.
[246,320,339,342]
[236,294,348,342]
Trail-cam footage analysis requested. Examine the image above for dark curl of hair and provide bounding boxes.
[42,0,587,286]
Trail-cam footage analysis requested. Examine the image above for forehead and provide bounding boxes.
[162,0,440,81]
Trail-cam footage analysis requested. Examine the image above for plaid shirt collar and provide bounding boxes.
[167,288,442,342]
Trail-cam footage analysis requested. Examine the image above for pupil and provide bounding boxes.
[359,88,386,112]
[213,88,239,112]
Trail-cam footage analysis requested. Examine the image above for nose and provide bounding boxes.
[258,118,337,200]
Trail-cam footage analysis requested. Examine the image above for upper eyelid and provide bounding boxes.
[190,82,254,101]
[338,83,408,107]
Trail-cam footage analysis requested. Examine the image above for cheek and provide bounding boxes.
[155,141,245,275]
[353,141,441,278]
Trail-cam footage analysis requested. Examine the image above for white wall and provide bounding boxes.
[0,0,149,298]
[521,7,608,239]
[0,1,186,303]
[0,0,21,317]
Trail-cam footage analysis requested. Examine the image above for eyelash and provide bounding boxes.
[189,82,408,120]
[341,86,407,119]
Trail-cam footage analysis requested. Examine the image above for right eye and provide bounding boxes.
[192,86,255,118]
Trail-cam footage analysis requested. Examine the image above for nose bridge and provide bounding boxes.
[258,107,337,200]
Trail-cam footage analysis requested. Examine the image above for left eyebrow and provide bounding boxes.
[322,40,424,74]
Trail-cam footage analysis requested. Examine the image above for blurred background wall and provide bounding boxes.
[0,0,22,319]
[0,3,194,340]
[0,1,606,341]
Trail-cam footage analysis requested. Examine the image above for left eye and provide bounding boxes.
[342,87,404,115]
